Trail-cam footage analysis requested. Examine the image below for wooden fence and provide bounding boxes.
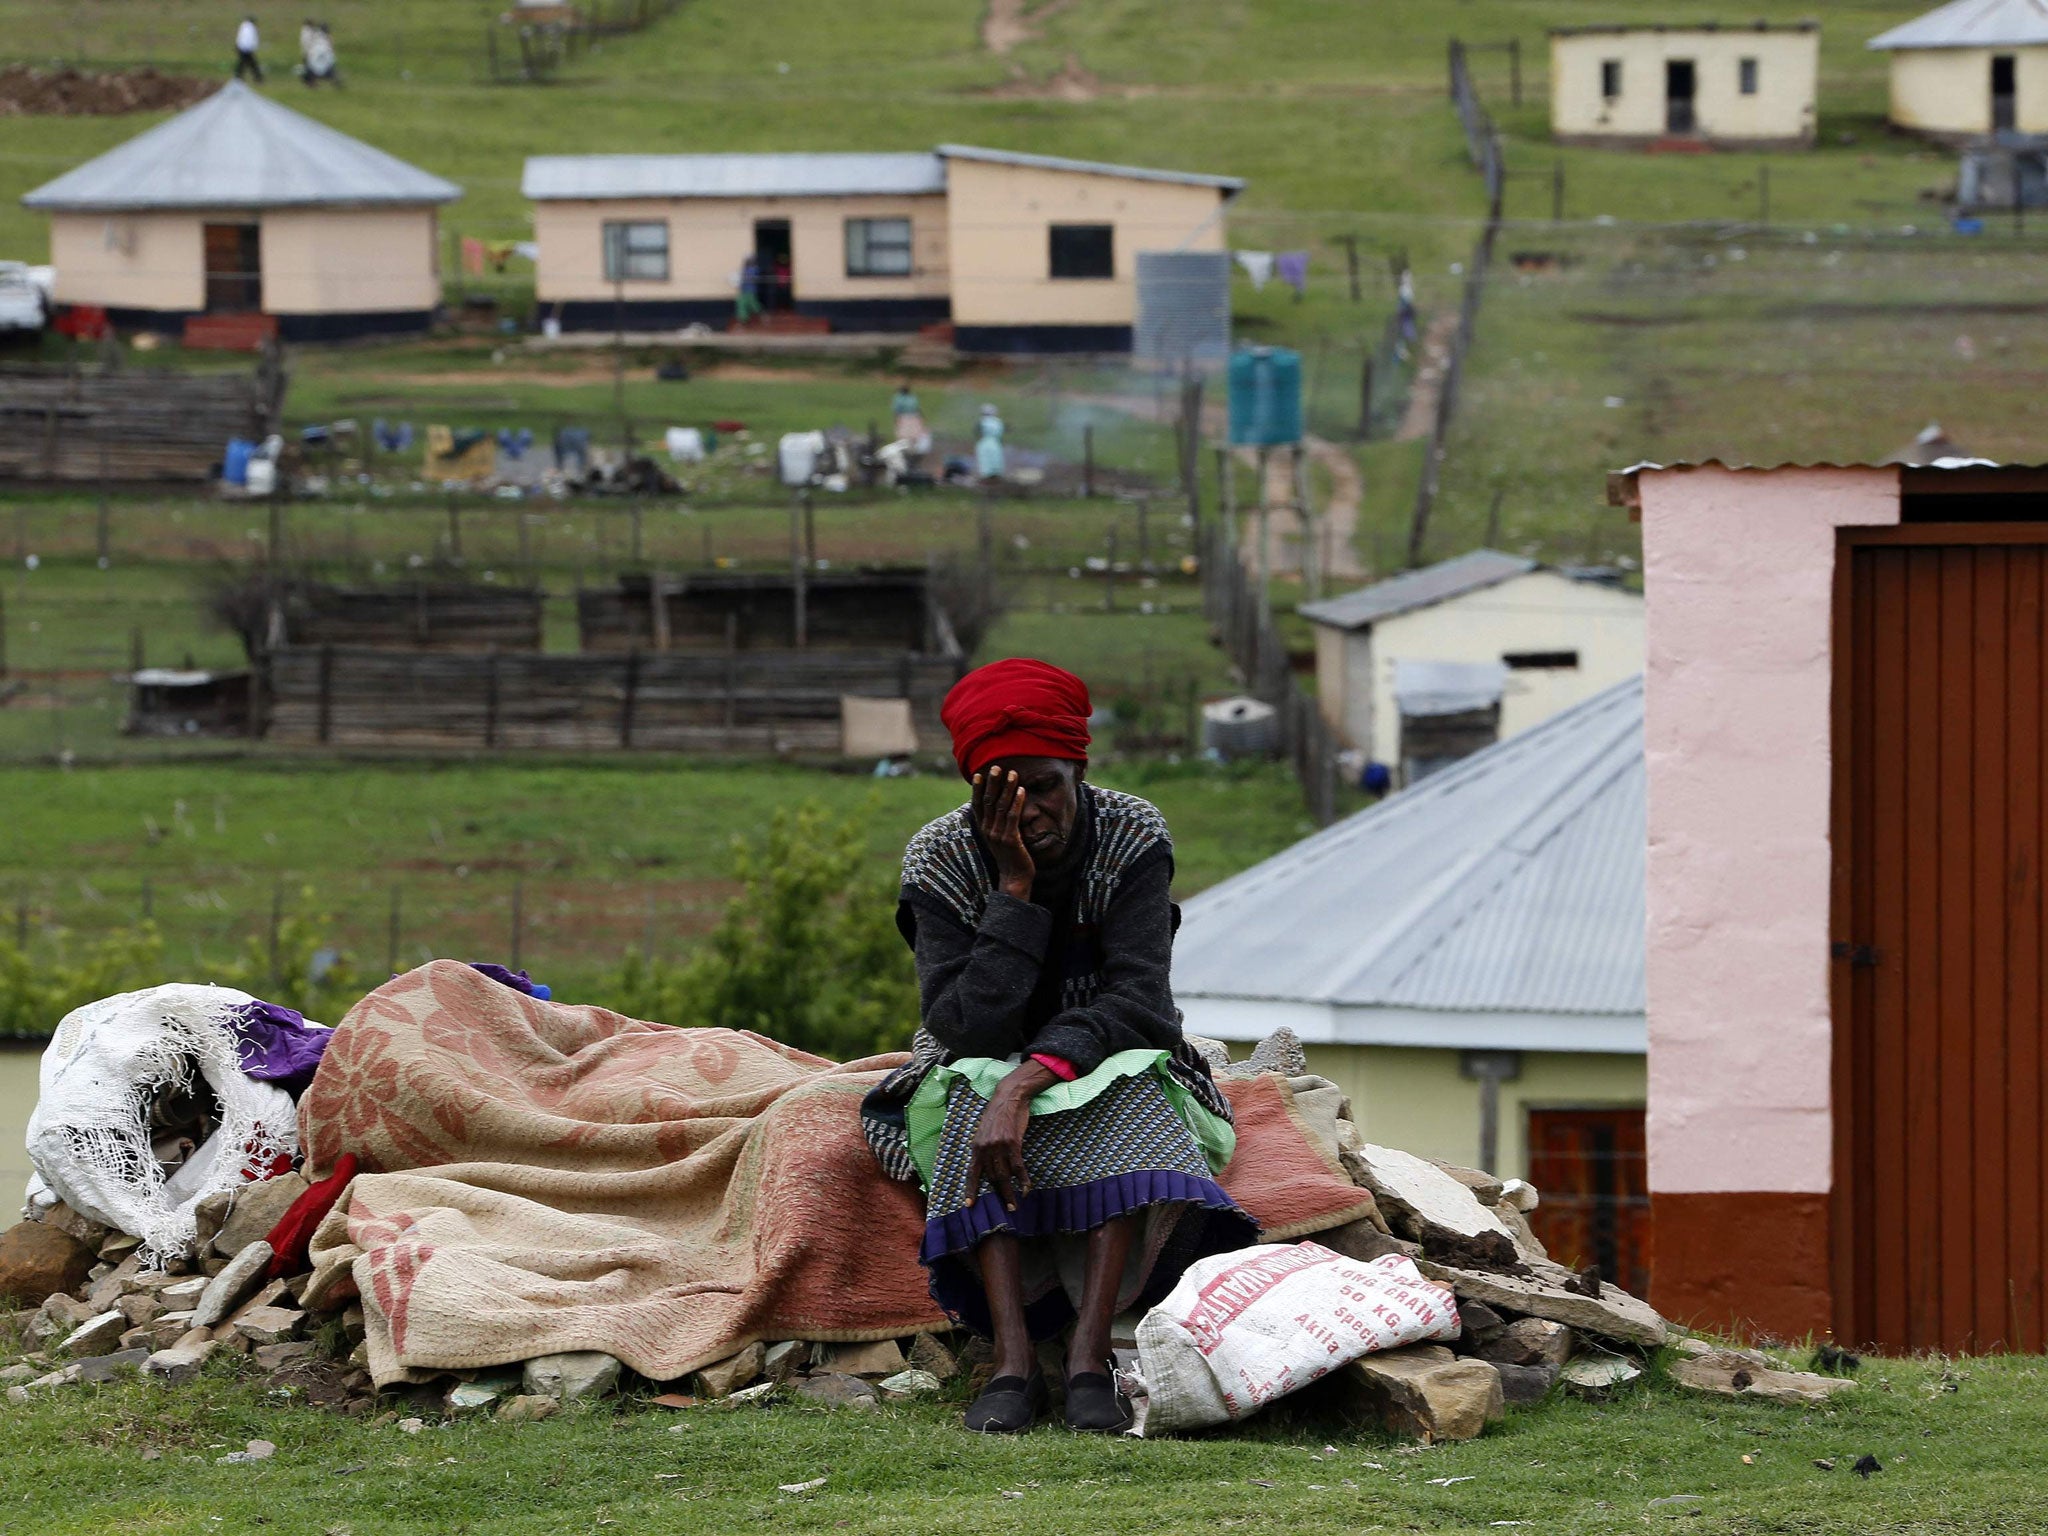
[0,353,284,483]
[261,646,963,754]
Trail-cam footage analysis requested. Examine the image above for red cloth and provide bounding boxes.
[264,1152,358,1279]
[940,658,1091,779]
[1030,1053,1077,1082]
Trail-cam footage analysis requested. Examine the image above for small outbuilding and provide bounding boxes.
[1870,0,2048,139]
[22,81,460,341]
[1175,677,1648,1294]
[1549,22,1820,147]
[522,143,1240,353]
[1613,455,2048,1355]
[1299,548,1644,780]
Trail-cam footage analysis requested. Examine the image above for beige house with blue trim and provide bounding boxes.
[522,144,1240,353]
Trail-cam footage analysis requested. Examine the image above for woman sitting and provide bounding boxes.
[863,659,1253,1433]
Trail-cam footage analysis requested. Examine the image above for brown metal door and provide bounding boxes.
[1842,533,2048,1352]
[1526,1107,1651,1298]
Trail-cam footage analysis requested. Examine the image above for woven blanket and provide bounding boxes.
[300,961,1376,1386]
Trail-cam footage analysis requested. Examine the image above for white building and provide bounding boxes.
[1300,549,1644,776]
[1549,22,1820,148]
[1869,0,2048,140]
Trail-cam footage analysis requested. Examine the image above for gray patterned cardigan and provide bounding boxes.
[860,782,1231,1183]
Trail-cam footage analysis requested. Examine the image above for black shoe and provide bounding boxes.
[1062,1370,1133,1433]
[964,1370,1048,1433]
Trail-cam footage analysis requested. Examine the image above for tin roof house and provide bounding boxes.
[522,143,1242,353]
[1550,22,1820,148]
[22,81,460,342]
[1870,0,2048,139]
[1174,677,1650,1293]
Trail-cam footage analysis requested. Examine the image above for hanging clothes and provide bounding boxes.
[1234,250,1275,290]
[460,237,487,277]
[1275,250,1309,297]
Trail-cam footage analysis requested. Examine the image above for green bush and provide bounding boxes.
[600,803,918,1062]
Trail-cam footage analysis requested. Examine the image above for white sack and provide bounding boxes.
[26,984,300,1262]
[1135,1242,1460,1434]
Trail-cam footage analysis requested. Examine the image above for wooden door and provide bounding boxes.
[1526,1107,1650,1298]
[1840,531,2048,1353]
[203,223,261,313]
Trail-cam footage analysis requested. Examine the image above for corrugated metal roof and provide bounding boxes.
[1173,676,1644,1019]
[1297,549,1536,632]
[936,144,1245,192]
[22,82,459,212]
[522,152,946,201]
[1551,20,1818,34]
[1870,0,2048,48]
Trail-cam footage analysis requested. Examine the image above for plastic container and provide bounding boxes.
[1227,346,1303,446]
[221,437,255,486]
[244,458,277,496]
[1201,695,1280,759]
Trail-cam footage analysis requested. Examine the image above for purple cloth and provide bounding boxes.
[1276,250,1309,295]
[467,962,552,1001]
[224,1000,333,1097]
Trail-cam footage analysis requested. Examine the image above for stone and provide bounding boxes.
[495,1394,558,1423]
[1456,1300,1507,1351]
[1314,1218,1419,1265]
[213,1174,311,1259]
[1182,1034,1231,1071]
[232,1306,307,1346]
[227,1279,289,1322]
[1668,1350,1858,1407]
[906,1333,958,1382]
[27,1293,95,1348]
[38,1202,112,1253]
[1215,1026,1307,1080]
[172,1326,212,1350]
[1414,1257,1668,1350]
[522,1351,621,1402]
[192,1191,235,1256]
[1335,1344,1504,1443]
[117,1293,166,1328]
[191,1243,273,1329]
[217,1438,276,1464]
[26,1367,78,1392]
[793,1372,879,1410]
[1559,1355,1642,1400]
[446,1379,512,1414]
[75,1348,150,1384]
[1430,1161,1506,1206]
[1351,1147,1523,1270]
[878,1369,941,1397]
[119,1325,157,1353]
[1491,1361,1560,1406]
[84,1254,143,1313]
[692,1342,764,1399]
[254,1341,318,1373]
[1493,1202,1550,1264]
[4,1386,25,1404]
[98,1234,143,1264]
[816,1339,905,1378]
[0,1362,38,1386]
[158,1276,209,1310]
[213,1328,251,1357]
[723,1381,775,1406]
[762,1340,809,1382]
[1499,1178,1539,1213]
[0,1220,97,1306]
[59,1312,129,1358]
[1480,1318,1573,1370]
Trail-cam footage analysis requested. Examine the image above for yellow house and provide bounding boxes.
[1173,679,1650,1290]
[21,81,459,341]
[1549,22,1820,147]
[1870,0,2048,139]
[522,144,1241,353]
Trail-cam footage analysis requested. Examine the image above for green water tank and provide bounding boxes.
[1227,346,1303,446]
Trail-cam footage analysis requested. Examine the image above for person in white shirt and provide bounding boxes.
[234,17,263,81]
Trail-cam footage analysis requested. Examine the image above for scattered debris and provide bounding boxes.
[1854,1455,1883,1479]
[1813,1343,1862,1375]
[1559,1356,1642,1400]
[217,1439,277,1465]
[777,1477,828,1495]
[878,1369,941,1397]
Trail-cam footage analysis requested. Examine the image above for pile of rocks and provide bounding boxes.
[0,1030,1857,1440]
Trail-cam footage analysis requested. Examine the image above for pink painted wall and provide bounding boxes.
[1638,465,1899,1195]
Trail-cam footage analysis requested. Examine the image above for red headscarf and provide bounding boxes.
[941,658,1092,779]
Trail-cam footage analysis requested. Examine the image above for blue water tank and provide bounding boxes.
[222,438,255,486]
[1227,346,1303,446]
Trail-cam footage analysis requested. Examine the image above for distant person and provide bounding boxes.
[735,255,761,325]
[298,19,340,86]
[234,16,263,81]
[975,403,1006,480]
[891,381,926,448]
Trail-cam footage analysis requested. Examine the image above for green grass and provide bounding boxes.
[3,1349,2046,1533]
[0,756,1313,1004]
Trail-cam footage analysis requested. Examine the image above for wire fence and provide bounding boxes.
[1404,39,1506,569]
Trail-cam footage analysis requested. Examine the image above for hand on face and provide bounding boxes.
[971,764,1036,900]
[971,758,1078,901]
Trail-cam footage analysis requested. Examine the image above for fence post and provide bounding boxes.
[789,493,809,647]
[1103,528,1118,612]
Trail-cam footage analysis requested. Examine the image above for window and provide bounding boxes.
[844,217,913,277]
[1738,56,1759,95]
[1503,650,1580,670]
[601,220,669,282]
[1049,223,1114,280]
[1600,59,1622,100]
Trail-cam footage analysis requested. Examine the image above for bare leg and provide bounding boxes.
[1065,1214,1136,1379]
[976,1233,1037,1380]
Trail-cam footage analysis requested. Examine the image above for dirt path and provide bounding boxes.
[1395,311,1460,442]
[1240,436,1365,585]
[981,0,1081,54]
